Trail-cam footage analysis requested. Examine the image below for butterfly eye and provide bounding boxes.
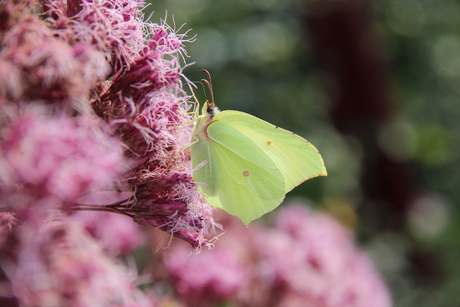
[206,106,220,116]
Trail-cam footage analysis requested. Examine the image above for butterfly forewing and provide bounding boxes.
[213,111,327,193]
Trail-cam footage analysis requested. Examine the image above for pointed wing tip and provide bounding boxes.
[228,213,256,227]
[229,206,278,226]
[240,214,264,226]
[306,172,328,181]
[314,162,328,177]
[202,198,266,226]
[242,220,252,227]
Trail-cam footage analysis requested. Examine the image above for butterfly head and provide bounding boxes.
[206,103,220,117]
[199,100,219,118]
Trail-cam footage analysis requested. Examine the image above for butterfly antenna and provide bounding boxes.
[201,69,215,108]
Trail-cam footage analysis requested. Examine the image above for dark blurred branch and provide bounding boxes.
[303,0,442,286]
[303,0,413,231]
[306,1,391,130]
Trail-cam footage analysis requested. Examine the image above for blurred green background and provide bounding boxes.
[148,0,460,306]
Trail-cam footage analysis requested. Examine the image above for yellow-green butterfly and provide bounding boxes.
[190,70,327,225]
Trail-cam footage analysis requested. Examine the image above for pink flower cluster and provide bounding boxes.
[1,0,213,243]
[10,220,153,306]
[163,203,392,307]
[0,111,125,221]
[0,0,214,305]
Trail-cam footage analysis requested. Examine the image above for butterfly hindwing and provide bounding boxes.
[192,119,285,224]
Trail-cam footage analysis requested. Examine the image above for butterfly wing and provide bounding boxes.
[191,120,285,225]
[213,111,327,193]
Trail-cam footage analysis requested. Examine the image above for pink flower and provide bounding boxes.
[164,243,250,307]
[0,212,16,249]
[0,3,110,109]
[44,0,213,247]
[8,220,154,307]
[255,203,392,307]
[0,0,218,304]
[0,0,215,247]
[67,4,212,246]
[162,203,392,307]
[45,0,145,72]
[0,108,126,223]
[72,211,144,256]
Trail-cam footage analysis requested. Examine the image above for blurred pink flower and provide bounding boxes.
[9,220,154,307]
[72,211,144,256]
[162,203,392,307]
[0,111,124,198]
[0,212,16,249]
[165,243,249,307]
[0,109,126,223]
[0,2,109,109]
[255,203,392,307]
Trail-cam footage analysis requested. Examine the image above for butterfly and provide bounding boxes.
[190,70,327,225]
